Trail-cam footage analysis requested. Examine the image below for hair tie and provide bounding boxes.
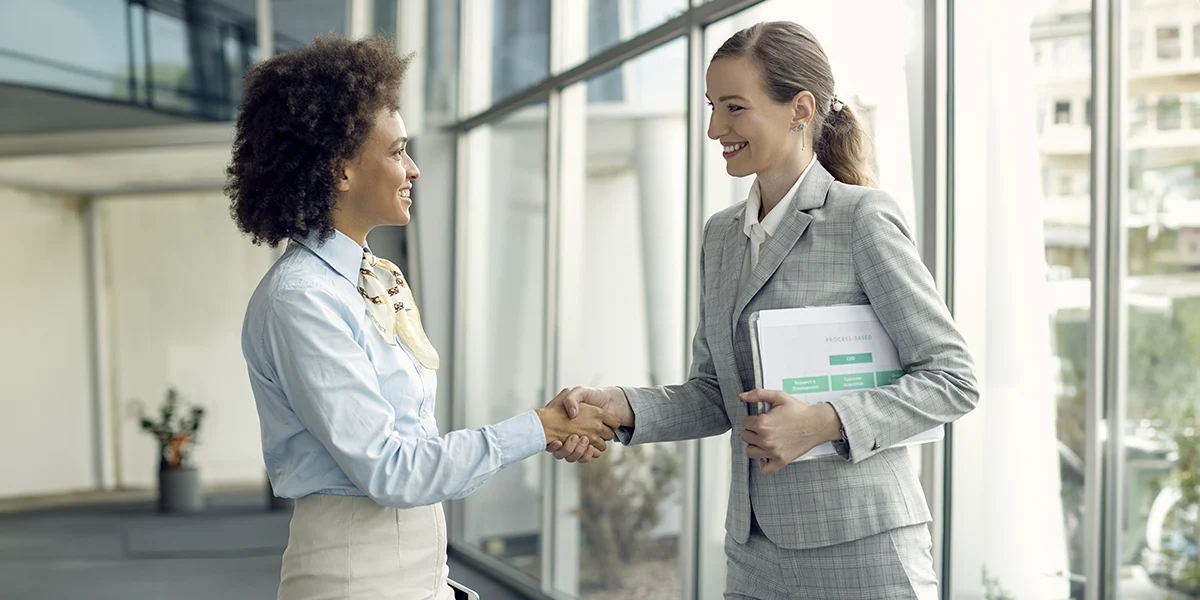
[830,95,844,113]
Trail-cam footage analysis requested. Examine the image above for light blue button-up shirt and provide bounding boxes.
[241,229,546,508]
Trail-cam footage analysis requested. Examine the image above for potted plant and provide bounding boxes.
[139,387,206,513]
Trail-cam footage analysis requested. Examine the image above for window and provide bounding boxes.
[1059,173,1075,197]
[1055,100,1073,125]
[1156,26,1181,60]
[455,104,550,580]
[1122,13,1200,600]
[491,0,550,102]
[951,3,1092,598]
[552,39,689,600]
[1130,27,1145,67]
[273,0,347,54]
[1131,96,1150,134]
[1191,93,1200,129]
[1157,95,1182,130]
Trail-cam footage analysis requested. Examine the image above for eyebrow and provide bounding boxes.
[391,137,408,147]
[717,95,748,102]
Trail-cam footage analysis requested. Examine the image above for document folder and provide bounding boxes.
[748,304,943,461]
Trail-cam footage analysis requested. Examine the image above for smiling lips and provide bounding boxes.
[722,141,748,157]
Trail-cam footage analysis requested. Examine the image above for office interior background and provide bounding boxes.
[0,0,1198,599]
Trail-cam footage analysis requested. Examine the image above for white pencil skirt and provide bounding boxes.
[278,494,455,600]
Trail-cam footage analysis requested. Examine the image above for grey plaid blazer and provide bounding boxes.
[619,162,978,550]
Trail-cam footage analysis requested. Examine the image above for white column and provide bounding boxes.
[634,115,687,387]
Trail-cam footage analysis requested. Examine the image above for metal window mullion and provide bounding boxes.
[680,15,707,600]
[921,0,951,595]
[1103,0,1127,597]
[1087,0,1124,598]
[541,84,563,595]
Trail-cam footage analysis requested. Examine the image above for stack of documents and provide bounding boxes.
[749,304,943,460]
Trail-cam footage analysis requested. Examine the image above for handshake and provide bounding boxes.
[534,386,635,464]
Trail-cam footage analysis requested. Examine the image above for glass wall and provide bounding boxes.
[948,0,1090,598]
[491,0,550,102]
[273,0,347,53]
[0,0,403,129]
[436,0,1200,598]
[551,37,690,599]
[455,102,550,582]
[1121,1,1200,598]
[0,0,261,123]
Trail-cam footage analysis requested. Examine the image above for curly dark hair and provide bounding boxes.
[227,36,412,247]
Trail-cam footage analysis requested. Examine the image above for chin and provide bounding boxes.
[725,163,754,178]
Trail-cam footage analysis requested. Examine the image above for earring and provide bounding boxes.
[792,122,807,151]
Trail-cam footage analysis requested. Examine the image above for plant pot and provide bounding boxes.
[158,467,204,514]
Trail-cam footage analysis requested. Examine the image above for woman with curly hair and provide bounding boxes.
[230,36,619,600]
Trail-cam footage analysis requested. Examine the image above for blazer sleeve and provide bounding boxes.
[827,189,979,463]
[615,220,732,445]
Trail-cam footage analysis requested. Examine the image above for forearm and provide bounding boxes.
[617,377,730,445]
[336,410,546,508]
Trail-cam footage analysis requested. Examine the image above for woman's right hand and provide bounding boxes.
[544,386,633,463]
[535,402,620,452]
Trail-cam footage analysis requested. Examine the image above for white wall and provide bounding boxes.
[98,191,275,489]
[0,186,95,498]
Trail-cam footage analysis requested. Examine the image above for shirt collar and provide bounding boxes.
[293,229,367,285]
[743,155,818,240]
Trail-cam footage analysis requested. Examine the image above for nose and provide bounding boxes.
[405,153,420,181]
[707,111,724,141]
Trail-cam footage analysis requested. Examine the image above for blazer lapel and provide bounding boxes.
[717,215,747,341]
[730,164,836,331]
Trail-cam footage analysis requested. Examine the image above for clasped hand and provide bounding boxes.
[535,391,621,461]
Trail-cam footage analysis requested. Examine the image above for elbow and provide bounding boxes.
[948,369,980,418]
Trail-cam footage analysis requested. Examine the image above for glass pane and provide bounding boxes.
[581,0,689,61]
[949,2,1089,598]
[274,0,347,53]
[555,38,688,599]
[0,0,129,99]
[491,0,549,102]
[1120,2,1200,597]
[145,10,191,113]
[373,0,397,41]
[456,103,549,580]
[426,0,460,124]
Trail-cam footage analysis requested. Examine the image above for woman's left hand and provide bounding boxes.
[740,389,842,475]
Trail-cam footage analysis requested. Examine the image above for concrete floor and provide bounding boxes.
[0,490,530,600]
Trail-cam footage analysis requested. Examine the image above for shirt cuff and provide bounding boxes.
[487,409,547,466]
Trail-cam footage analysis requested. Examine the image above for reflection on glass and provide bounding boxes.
[425,0,459,124]
[582,0,688,61]
[557,38,688,599]
[491,0,550,102]
[1121,1,1200,597]
[457,104,549,580]
[948,2,1088,598]
[0,0,259,125]
[274,0,347,53]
